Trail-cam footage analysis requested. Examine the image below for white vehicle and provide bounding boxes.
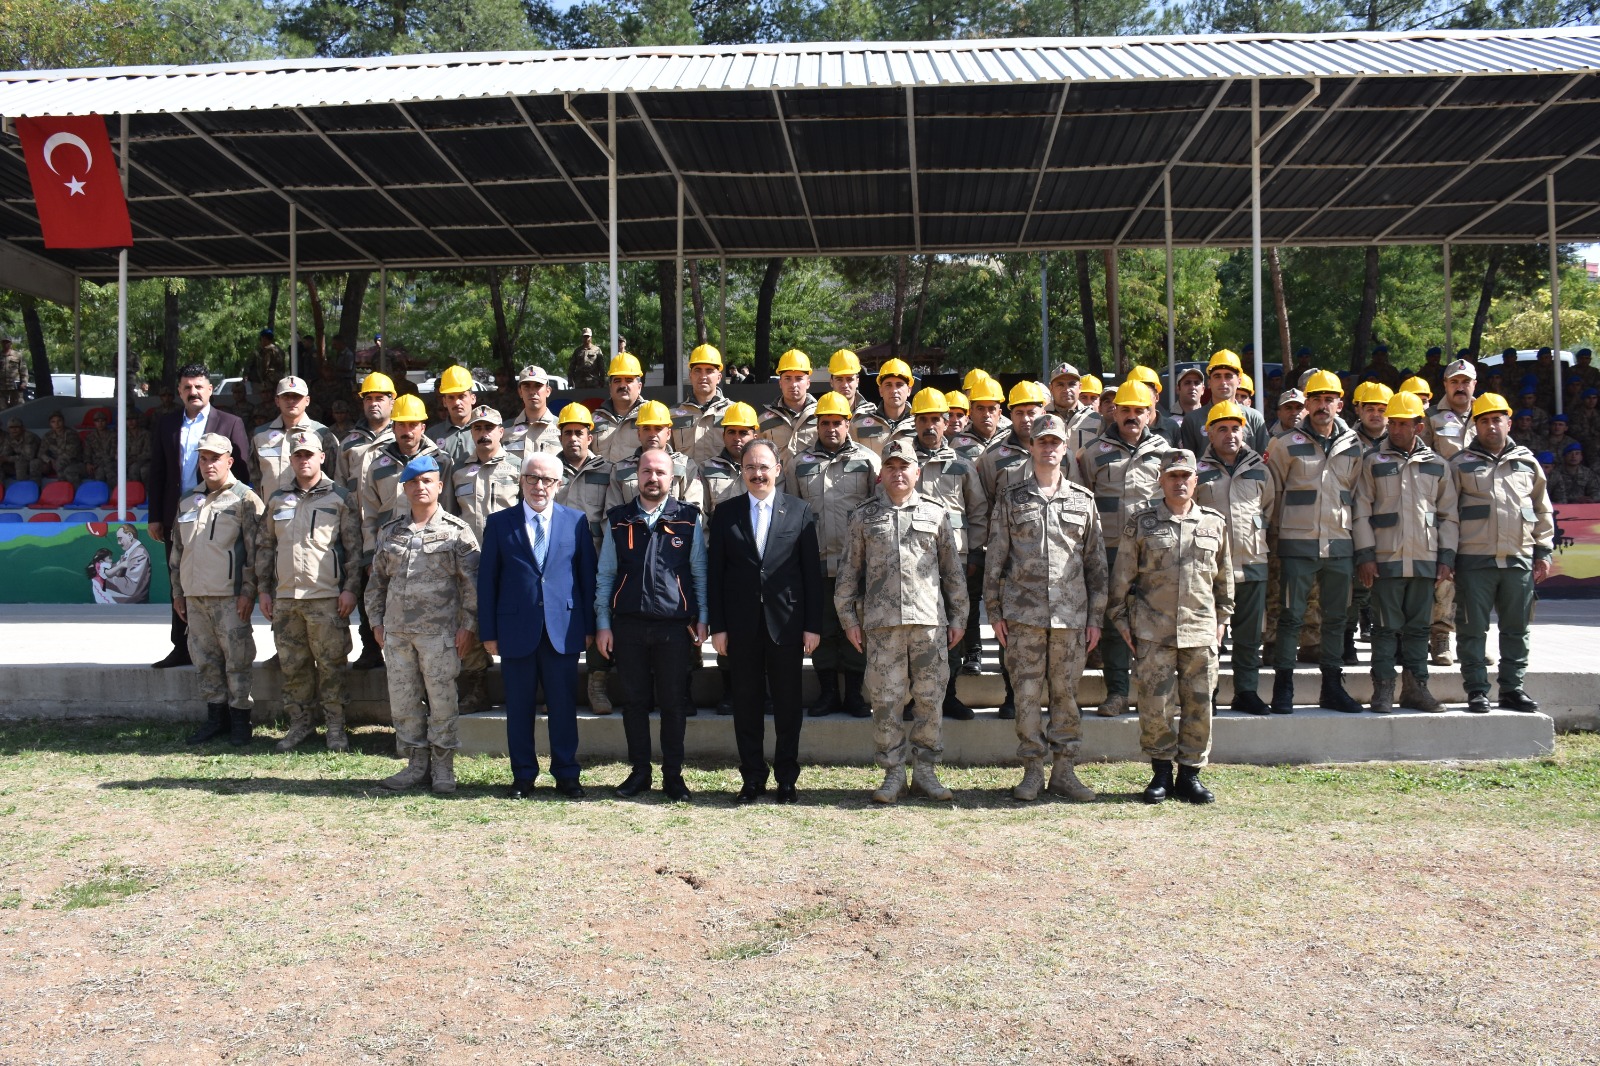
[1478,348,1578,369]
[49,373,118,398]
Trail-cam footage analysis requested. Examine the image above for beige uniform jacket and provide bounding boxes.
[169,477,266,601]
[505,410,561,461]
[336,422,389,489]
[984,473,1108,630]
[1353,440,1459,579]
[1106,500,1234,649]
[249,417,341,498]
[911,440,989,558]
[1264,420,1365,559]
[1194,446,1278,583]
[670,392,732,466]
[593,398,643,463]
[759,394,818,461]
[1427,404,1477,459]
[850,408,915,457]
[783,440,881,577]
[555,453,612,552]
[258,475,362,600]
[834,491,968,632]
[450,450,522,541]
[696,451,747,517]
[603,447,705,513]
[357,437,453,561]
[976,439,1033,502]
[1076,428,1169,554]
[365,508,479,636]
[951,426,1012,464]
[1450,440,1555,569]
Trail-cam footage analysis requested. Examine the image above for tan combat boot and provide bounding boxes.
[1429,633,1454,666]
[1095,693,1128,718]
[324,704,349,752]
[275,704,316,752]
[909,756,953,801]
[871,765,906,804]
[430,748,457,794]
[381,748,430,790]
[1011,759,1045,802]
[1399,668,1443,712]
[587,671,613,714]
[1370,674,1394,714]
[1047,758,1097,802]
[458,672,490,714]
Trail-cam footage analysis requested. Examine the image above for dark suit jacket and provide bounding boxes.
[707,490,823,646]
[478,501,597,658]
[148,406,251,529]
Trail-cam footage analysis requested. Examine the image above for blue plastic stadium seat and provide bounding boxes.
[0,513,21,523]
[0,481,40,509]
[64,511,97,522]
[71,480,111,508]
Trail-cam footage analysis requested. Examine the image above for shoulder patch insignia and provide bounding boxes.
[1292,433,1306,443]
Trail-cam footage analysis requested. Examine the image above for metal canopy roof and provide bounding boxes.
[3,28,1600,286]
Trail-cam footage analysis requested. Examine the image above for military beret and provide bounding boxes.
[400,454,440,483]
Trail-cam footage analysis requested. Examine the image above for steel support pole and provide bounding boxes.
[1106,252,1122,375]
[1165,171,1176,413]
[718,255,727,351]
[378,265,388,374]
[1040,255,1050,381]
[608,94,619,358]
[72,281,81,401]
[117,115,129,516]
[288,203,298,377]
[676,180,685,403]
[1442,244,1453,356]
[1251,81,1265,403]
[1549,174,1564,414]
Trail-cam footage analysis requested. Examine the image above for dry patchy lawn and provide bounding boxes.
[1,722,1597,1065]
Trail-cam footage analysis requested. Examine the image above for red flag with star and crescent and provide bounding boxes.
[15,115,133,249]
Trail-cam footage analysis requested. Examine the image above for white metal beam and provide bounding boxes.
[509,94,610,243]
[1549,174,1564,414]
[771,90,820,253]
[906,87,921,255]
[1016,82,1070,248]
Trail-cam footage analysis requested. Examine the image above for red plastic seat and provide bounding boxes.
[108,481,147,508]
[29,481,75,509]
[28,512,61,522]
[78,406,113,428]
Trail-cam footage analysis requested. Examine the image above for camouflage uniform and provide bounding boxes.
[568,342,606,388]
[356,437,453,562]
[84,426,117,481]
[249,417,340,497]
[834,490,968,782]
[670,392,733,466]
[365,507,480,757]
[915,437,989,697]
[1549,461,1600,503]
[1107,499,1234,768]
[257,473,362,745]
[556,451,615,703]
[985,472,1108,767]
[252,342,285,386]
[603,446,705,512]
[593,398,644,464]
[759,394,818,462]
[696,450,747,517]
[783,439,880,677]
[1194,445,1278,700]
[850,407,915,458]
[35,426,86,486]
[170,477,266,709]
[505,409,561,462]
[0,347,27,407]
[448,448,522,707]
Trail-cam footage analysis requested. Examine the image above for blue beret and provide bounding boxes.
[1295,346,1311,357]
[1552,413,1570,423]
[1426,346,1442,357]
[1538,347,1552,357]
[1516,408,1537,418]
[1374,343,1389,353]
[399,454,440,483]
[1579,348,1593,358]
[1537,452,1556,463]
[1585,388,1599,398]
[1564,441,1584,454]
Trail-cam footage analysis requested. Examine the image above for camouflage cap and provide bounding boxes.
[1161,448,1199,474]
[467,404,502,427]
[1030,413,1067,440]
[880,438,919,464]
[286,429,323,454]
[197,432,234,456]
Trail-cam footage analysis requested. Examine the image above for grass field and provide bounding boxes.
[2,722,1598,1065]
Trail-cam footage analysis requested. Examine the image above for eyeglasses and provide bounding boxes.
[521,475,559,488]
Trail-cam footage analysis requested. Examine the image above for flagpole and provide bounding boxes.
[117,115,129,523]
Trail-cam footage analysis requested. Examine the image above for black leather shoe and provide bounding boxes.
[942,689,975,721]
[151,646,192,669]
[614,770,652,797]
[775,785,798,804]
[1499,689,1540,713]
[996,698,1016,720]
[1466,692,1491,714]
[1172,764,1215,805]
[960,650,982,675]
[507,780,538,799]
[1270,670,1296,714]
[733,784,764,805]
[716,698,735,716]
[350,646,385,671]
[662,776,693,803]
[553,780,586,799]
[902,701,915,722]
[1231,690,1270,716]
[1142,759,1173,804]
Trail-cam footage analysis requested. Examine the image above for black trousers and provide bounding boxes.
[729,626,804,789]
[163,529,187,650]
[614,617,694,777]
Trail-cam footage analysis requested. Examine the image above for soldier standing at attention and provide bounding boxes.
[357,393,452,565]
[670,344,732,466]
[504,365,561,462]
[759,349,819,461]
[985,414,1107,802]
[427,365,479,466]
[827,349,878,417]
[1425,358,1480,667]
[257,430,362,752]
[835,439,968,805]
[851,359,916,456]
[567,327,606,389]
[366,455,480,793]
[593,353,646,463]
[785,392,880,719]
[0,337,27,408]
[1353,392,1457,714]
[1107,449,1233,805]
[553,402,616,716]
[339,372,396,671]
[250,376,340,498]
[170,434,267,747]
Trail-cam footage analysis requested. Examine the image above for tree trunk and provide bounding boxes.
[655,260,679,387]
[337,271,370,360]
[266,275,280,336]
[161,283,180,389]
[753,257,784,383]
[890,255,908,361]
[20,296,51,398]
[1351,246,1380,373]
[908,255,934,364]
[304,274,326,375]
[1103,249,1123,375]
[1269,247,1291,365]
[1075,250,1101,377]
[487,268,513,374]
[1469,246,1504,362]
[688,261,707,346]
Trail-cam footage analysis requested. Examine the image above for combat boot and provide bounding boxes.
[1172,764,1215,805]
[1369,673,1394,714]
[1342,626,1359,665]
[382,748,430,790]
[841,672,871,718]
[1358,606,1373,643]
[960,647,983,675]
[324,704,350,752]
[1095,692,1128,718]
[1047,758,1097,802]
[996,670,1016,720]
[458,671,490,714]
[1398,669,1442,712]
[1011,758,1044,802]
[871,765,907,804]
[807,669,841,717]
[186,703,229,744]
[942,674,974,721]
[1270,670,1296,714]
[1429,632,1454,666]
[1142,759,1173,804]
[587,670,613,714]
[1318,668,1364,714]
[228,706,254,746]
[1230,690,1270,716]
[909,756,953,802]
[430,748,457,794]
[275,704,316,752]
[351,644,385,671]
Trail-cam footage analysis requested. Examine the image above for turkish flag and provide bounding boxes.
[15,115,133,249]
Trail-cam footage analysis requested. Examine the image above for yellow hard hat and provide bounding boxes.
[359,371,396,396]
[1206,400,1247,427]
[776,349,812,375]
[438,365,474,394]
[1208,349,1243,373]
[910,387,949,416]
[814,392,852,419]
[877,358,914,384]
[1127,365,1162,392]
[1304,369,1344,396]
[1113,380,1155,408]
[1079,374,1103,397]
[636,400,673,427]
[1007,380,1049,407]
[828,349,862,376]
[608,352,643,378]
[392,394,428,423]
[945,390,970,412]
[1399,375,1433,399]
[689,344,722,368]
[1353,382,1395,406]
[1471,392,1512,421]
[962,368,990,393]
[1238,372,1255,394]
[721,402,758,429]
[557,401,594,427]
[968,377,1005,404]
[1385,392,1427,420]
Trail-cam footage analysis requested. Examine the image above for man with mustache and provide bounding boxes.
[1423,358,1480,667]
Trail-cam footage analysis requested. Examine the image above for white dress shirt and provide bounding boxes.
[178,405,211,494]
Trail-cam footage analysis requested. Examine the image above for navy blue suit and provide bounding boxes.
[479,501,597,785]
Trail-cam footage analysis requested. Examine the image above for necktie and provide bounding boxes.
[754,500,769,557]
[532,512,546,568]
